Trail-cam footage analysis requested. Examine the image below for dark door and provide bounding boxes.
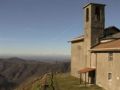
[88,70,96,84]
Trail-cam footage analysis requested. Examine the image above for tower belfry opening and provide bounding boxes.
[86,8,89,22]
[95,6,100,21]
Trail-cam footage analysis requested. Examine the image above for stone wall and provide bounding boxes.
[71,41,85,78]
[93,52,120,90]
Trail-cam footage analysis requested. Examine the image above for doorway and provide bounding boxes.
[88,70,96,84]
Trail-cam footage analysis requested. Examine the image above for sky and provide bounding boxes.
[0,0,120,57]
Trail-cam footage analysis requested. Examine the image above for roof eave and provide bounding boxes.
[83,3,106,9]
[90,48,120,52]
[70,38,84,43]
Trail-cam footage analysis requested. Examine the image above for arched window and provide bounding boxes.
[86,8,89,22]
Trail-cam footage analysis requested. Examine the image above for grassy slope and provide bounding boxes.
[16,73,104,90]
[54,73,104,90]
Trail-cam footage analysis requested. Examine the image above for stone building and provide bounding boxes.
[70,3,120,90]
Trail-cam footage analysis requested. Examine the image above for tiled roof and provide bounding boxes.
[102,32,120,40]
[78,67,96,73]
[91,39,120,51]
[102,26,120,39]
[105,26,120,31]
[70,35,84,42]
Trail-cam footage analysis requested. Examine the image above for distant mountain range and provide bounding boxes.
[0,57,70,90]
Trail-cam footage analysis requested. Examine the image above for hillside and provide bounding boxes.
[0,57,70,90]
[16,73,104,90]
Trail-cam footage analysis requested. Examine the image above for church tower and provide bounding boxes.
[84,3,105,48]
[83,3,105,67]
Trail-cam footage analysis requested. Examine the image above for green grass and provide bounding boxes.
[16,73,104,90]
[54,73,104,90]
[32,81,40,90]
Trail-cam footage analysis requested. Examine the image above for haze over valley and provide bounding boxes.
[0,57,70,90]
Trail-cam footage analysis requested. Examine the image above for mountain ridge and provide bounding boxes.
[0,57,70,90]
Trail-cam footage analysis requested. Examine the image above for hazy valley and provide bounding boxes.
[0,57,70,90]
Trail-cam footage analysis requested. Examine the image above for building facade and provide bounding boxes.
[71,3,120,90]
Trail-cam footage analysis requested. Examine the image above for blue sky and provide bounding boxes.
[0,0,120,56]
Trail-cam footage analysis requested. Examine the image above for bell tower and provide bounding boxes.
[84,3,105,49]
[83,3,105,67]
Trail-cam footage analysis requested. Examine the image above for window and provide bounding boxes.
[86,8,89,22]
[108,73,112,80]
[95,6,100,21]
[108,52,113,61]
